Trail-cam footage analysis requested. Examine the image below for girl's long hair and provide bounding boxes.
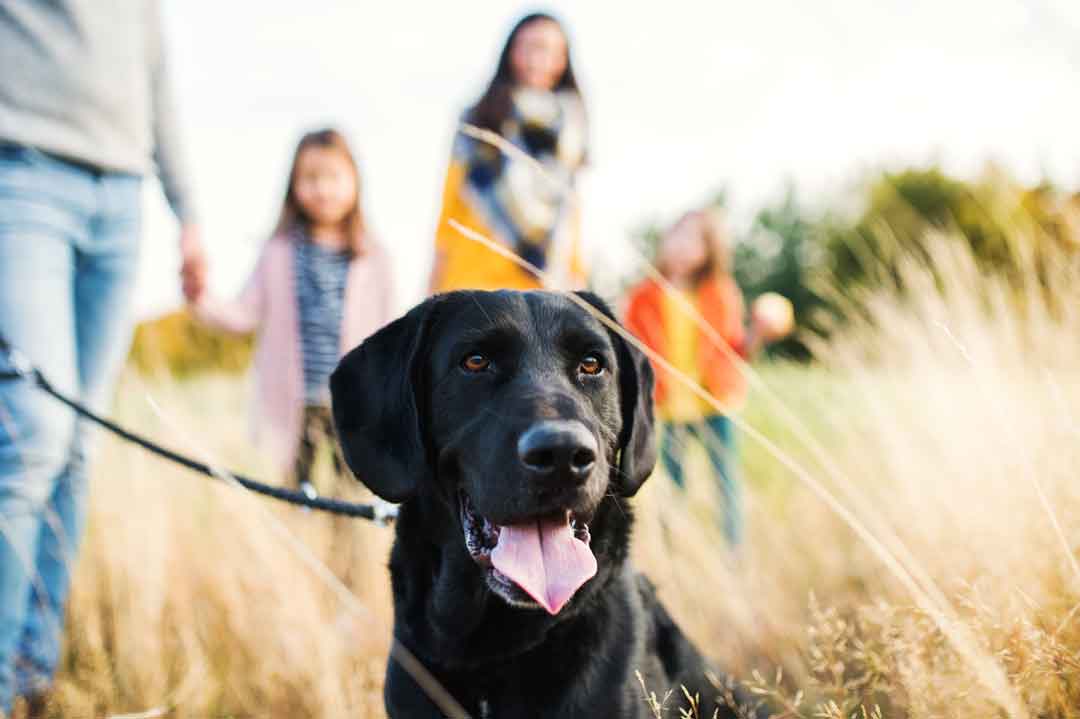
[274,128,366,256]
[661,208,733,287]
[698,207,732,279]
[468,13,583,134]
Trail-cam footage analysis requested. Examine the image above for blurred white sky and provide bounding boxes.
[137,0,1080,318]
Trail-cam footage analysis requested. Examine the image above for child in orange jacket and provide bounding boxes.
[625,208,789,545]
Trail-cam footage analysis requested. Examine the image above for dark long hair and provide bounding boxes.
[468,13,583,134]
[274,128,366,256]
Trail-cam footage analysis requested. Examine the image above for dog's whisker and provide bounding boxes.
[603,491,629,520]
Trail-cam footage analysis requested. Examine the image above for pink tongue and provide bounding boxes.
[490,516,597,615]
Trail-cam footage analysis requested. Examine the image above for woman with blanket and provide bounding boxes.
[429,13,588,292]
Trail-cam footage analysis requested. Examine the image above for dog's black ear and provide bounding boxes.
[574,291,657,496]
[330,297,439,503]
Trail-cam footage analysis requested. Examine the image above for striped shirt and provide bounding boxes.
[294,236,350,404]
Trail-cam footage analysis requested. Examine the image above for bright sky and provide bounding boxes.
[137,0,1080,318]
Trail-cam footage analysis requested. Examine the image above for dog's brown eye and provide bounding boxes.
[462,353,490,372]
[579,355,603,375]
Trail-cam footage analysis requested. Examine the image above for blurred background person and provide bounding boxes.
[0,2,205,715]
[624,208,792,547]
[429,12,588,293]
[189,129,393,501]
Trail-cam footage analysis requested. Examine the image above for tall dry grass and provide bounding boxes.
[34,236,1080,718]
[632,236,1080,718]
[49,375,394,718]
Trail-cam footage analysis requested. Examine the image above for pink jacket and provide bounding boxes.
[194,233,394,475]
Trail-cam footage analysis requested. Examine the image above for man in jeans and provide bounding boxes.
[0,3,206,714]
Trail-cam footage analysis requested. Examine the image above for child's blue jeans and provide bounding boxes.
[659,413,742,546]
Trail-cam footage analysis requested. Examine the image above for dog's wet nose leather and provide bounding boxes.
[517,420,598,483]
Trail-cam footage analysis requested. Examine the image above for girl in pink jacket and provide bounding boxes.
[191,129,394,498]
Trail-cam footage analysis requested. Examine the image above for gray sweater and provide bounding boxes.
[0,0,195,221]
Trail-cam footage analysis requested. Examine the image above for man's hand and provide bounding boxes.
[179,224,207,304]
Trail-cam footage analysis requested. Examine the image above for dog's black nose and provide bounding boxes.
[517,420,597,483]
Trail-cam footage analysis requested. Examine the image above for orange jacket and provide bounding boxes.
[624,276,748,411]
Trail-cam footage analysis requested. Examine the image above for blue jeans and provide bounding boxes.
[659,414,742,546]
[0,144,141,711]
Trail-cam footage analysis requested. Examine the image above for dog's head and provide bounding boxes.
[331,290,655,615]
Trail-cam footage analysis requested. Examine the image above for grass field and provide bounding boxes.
[32,242,1080,718]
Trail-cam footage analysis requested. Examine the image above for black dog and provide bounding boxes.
[331,290,760,718]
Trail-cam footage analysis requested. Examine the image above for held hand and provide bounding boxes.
[749,292,795,344]
[179,225,208,304]
[750,314,793,344]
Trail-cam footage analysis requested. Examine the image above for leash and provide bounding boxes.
[0,335,397,525]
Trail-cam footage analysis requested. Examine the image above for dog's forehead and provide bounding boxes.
[439,290,611,348]
[525,291,610,341]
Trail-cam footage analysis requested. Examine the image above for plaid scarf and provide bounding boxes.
[458,89,586,271]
